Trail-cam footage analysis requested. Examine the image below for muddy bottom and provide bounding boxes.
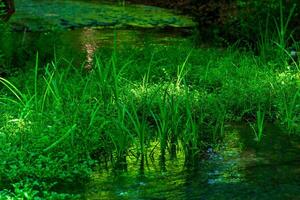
[84,124,300,200]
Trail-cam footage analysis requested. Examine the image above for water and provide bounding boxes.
[5,28,192,71]
[4,0,195,73]
[84,124,300,200]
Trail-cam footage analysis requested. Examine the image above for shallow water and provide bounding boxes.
[4,0,194,72]
[5,27,192,71]
[84,124,300,200]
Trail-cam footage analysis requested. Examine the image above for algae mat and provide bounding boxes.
[9,0,196,31]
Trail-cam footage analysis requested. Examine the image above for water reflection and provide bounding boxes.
[81,29,98,70]
[10,28,191,71]
[85,124,300,199]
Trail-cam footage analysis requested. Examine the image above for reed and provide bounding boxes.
[124,99,148,156]
[274,0,296,50]
[151,93,170,157]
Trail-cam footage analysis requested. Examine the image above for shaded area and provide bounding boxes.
[128,0,300,46]
[0,0,15,21]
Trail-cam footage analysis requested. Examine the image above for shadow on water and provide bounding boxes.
[84,124,300,200]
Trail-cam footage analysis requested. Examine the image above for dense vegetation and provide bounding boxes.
[128,0,300,47]
[0,0,299,199]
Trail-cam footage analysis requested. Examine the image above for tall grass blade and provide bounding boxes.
[43,124,77,152]
[0,77,26,106]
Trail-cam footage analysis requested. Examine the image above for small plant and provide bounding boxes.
[250,106,265,142]
[280,88,300,134]
[151,96,170,158]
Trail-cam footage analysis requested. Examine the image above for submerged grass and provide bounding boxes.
[1,40,300,198]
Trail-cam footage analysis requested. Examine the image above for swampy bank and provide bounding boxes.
[0,0,300,199]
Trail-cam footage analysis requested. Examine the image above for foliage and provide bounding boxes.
[127,0,300,49]
[1,23,300,199]
[0,0,300,198]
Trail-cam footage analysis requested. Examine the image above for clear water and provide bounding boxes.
[84,124,300,200]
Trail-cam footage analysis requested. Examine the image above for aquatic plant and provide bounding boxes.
[250,106,265,142]
[150,92,171,158]
[277,85,300,134]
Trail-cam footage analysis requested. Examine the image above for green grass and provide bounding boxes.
[249,105,265,142]
[1,40,300,198]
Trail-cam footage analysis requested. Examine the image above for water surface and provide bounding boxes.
[84,124,300,200]
[6,27,192,71]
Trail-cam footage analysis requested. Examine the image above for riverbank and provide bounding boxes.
[1,38,300,198]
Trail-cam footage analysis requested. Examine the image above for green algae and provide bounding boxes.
[9,0,196,31]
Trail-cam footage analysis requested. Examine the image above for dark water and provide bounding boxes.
[5,28,192,71]
[84,124,300,200]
